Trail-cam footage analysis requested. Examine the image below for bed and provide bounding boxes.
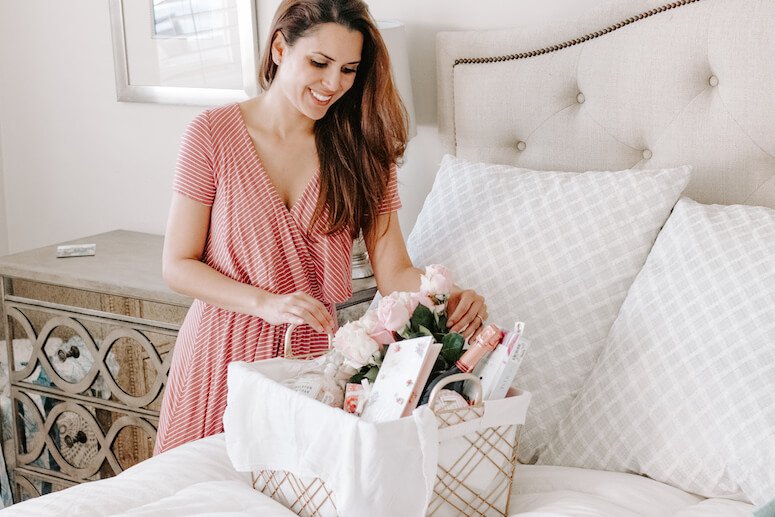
[3,0,772,515]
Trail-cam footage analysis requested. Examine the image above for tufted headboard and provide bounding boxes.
[436,0,775,208]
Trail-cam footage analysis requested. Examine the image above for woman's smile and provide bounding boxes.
[309,88,333,105]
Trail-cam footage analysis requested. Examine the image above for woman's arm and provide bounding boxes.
[365,211,487,338]
[162,193,334,333]
[363,211,423,295]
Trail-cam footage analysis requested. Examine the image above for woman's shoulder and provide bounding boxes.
[186,103,244,139]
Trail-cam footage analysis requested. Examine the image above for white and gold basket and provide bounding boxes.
[247,325,531,517]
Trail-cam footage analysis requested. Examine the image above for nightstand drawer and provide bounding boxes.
[12,389,157,486]
[5,296,176,412]
[12,469,76,502]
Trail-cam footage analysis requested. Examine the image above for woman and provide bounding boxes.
[155,0,488,454]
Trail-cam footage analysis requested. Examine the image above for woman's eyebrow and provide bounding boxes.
[312,51,360,65]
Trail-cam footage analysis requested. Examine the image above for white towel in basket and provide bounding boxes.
[223,360,440,517]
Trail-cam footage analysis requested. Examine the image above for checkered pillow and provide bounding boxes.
[406,155,691,462]
[541,198,775,506]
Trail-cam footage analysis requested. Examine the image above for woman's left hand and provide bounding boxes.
[446,289,488,340]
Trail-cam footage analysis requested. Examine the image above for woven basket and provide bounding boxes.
[251,325,529,517]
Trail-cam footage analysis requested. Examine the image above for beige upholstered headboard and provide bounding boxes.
[436,0,775,208]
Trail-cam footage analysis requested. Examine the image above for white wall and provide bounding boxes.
[0,117,8,256]
[0,0,605,254]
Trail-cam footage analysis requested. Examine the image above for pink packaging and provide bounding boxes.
[344,383,365,415]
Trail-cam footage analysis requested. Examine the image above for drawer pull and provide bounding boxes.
[64,430,87,447]
[57,346,80,362]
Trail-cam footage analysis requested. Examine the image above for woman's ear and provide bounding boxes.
[271,31,287,66]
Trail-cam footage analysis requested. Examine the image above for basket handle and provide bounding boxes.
[427,372,483,412]
[283,324,334,359]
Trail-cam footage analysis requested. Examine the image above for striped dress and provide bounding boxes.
[154,104,401,454]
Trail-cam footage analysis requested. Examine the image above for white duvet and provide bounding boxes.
[1,434,755,517]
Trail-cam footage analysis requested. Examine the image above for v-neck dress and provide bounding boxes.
[154,104,401,454]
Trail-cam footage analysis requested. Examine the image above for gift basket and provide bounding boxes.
[224,265,532,517]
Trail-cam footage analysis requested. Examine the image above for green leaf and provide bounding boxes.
[417,325,434,337]
[411,304,436,334]
[349,364,372,384]
[397,327,413,340]
[440,332,465,364]
[364,366,380,383]
[437,314,449,332]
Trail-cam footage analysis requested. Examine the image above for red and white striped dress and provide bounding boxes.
[154,104,401,454]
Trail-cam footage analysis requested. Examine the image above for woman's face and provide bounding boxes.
[272,22,364,121]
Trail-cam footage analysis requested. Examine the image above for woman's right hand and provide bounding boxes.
[255,291,335,334]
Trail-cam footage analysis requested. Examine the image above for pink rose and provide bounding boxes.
[420,264,455,298]
[377,291,419,332]
[360,309,395,345]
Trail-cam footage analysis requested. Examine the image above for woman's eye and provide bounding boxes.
[343,68,358,74]
[311,60,327,68]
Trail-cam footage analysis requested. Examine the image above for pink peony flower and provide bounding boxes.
[377,291,419,332]
[359,309,395,345]
[420,264,455,297]
[333,321,381,368]
[415,293,436,310]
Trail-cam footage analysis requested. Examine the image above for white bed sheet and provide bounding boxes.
[0,434,292,517]
[0,434,755,516]
[510,465,754,517]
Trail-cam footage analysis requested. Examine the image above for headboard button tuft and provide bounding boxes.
[642,149,653,160]
[708,75,719,87]
[576,92,586,104]
[517,141,527,151]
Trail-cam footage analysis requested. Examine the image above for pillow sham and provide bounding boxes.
[406,154,691,462]
[541,198,775,506]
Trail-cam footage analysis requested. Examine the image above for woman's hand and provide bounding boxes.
[447,289,488,340]
[256,291,335,334]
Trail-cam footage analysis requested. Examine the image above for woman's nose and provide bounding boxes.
[322,68,340,91]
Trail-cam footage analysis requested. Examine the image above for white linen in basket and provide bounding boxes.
[406,154,691,463]
[541,197,775,506]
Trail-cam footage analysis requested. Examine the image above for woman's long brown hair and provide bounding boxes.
[259,0,408,239]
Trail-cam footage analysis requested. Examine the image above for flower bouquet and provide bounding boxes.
[333,264,466,386]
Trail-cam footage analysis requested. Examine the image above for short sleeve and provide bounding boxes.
[378,164,402,214]
[172,111,217,206]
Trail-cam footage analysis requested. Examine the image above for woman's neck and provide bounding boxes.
[251,86,315,141]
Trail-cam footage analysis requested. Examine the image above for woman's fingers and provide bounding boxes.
[288,293,334,333]
[466,309,490,340]
[292,307,328,332]
[283,314,305,326]
[447,290,481,325]
[459,304,485,339]
[449,295,484,334]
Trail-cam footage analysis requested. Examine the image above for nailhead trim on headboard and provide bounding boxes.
[453,0,703,67]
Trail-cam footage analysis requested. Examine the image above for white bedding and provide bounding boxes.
[1,434,755,516]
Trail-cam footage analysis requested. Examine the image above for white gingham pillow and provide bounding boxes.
[541,198,775,506]
[406,155,691,462]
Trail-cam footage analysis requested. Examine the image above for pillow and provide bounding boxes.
[540,198,775,506]
[406,154,691,462]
